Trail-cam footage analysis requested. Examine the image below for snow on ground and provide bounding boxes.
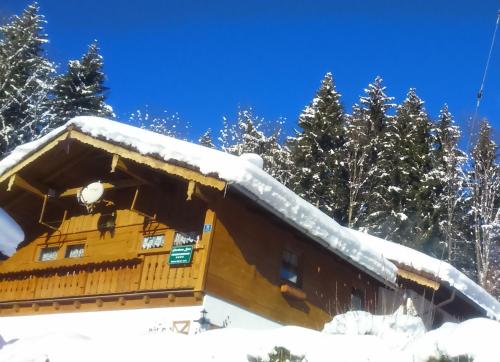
[0,208,24,256]
[0,116,397,284]
[323,310,426,350]
[405,318,500,362]
[0,312,498,362]
[346,228,500,321]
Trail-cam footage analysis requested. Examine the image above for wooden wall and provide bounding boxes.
[205,191,381,330]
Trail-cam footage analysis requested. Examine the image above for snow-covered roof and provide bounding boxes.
[0,116,397,284]
[345,228,500,320]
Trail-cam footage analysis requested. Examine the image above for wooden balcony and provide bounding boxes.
[0,247,204,303]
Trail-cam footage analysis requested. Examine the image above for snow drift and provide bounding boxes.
[0,312,498,362]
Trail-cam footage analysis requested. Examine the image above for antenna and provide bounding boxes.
[467,8,500,151]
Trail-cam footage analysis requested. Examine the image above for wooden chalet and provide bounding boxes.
[0,117,497,333]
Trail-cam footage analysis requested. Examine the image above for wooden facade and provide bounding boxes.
[0,128,386,328]
[205,191,381,330]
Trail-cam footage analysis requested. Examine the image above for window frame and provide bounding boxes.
[38,246,60,262]
[64,243,86,259]
[279,248,302,288]
[172,231,199,247]
[141,233,167,250]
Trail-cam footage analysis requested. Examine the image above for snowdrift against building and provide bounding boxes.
[0,312,498,362]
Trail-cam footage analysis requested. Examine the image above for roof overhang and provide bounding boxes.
[0,127,226,192]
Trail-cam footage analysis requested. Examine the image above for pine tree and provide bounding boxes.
[219,108,292,185]
[199,129,215,148]
[51,42,113,125]
[366,89,437,252]
[432,105,468,265]
[288,72,348,222]
[0,3,55,157]
[469,120,499,291]
[345,77,394,228]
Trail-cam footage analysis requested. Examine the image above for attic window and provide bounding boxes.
[142,234,165,249]
[39,247,58,262]
[280,249,301,286]
[65,244,85,258]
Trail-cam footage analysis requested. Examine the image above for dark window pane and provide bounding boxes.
[39,247,58,261]
[65,244,84,258]
[142,235,165,249]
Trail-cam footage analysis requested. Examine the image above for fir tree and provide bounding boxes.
[345,77,394,228]
[288,72,348,222]
[199,129,215,148]
[51,42,113,125]
[0,3,55,156]
[366,89,437,252]
[469,120,499,291]
[432,105,468,266]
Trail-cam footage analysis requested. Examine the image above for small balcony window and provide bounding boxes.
[65,244,85,258]
[142,234,165,249]
[280,249,300,286]
[39,247,59,262]
[173,231,198,246]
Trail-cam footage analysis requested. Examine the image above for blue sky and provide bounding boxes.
[2,1,499,146]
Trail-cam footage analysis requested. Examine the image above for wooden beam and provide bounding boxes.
[186,180,196,201]
[7,174,47,199]
[58,179,145,198]
[398,268,440,290]
[69,130,226,191]
[110,154,151,185]
[111,154,120,173]
[194,208,217,292]
[280,284,307,300]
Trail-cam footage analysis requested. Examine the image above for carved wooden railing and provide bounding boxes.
[0,248,204,303]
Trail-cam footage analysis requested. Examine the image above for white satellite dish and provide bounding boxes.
[77,181,104,209]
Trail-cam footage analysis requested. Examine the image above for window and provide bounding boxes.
[39,247,58,261]
[280,249,300,286]
[142,234,165,249]
[351,288,365,311]
[173,232,198,246]
[65,244,85,258]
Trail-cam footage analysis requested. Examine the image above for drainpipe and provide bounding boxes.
[435,289,456,309]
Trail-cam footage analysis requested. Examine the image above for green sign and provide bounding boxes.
[168,245,194,265]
